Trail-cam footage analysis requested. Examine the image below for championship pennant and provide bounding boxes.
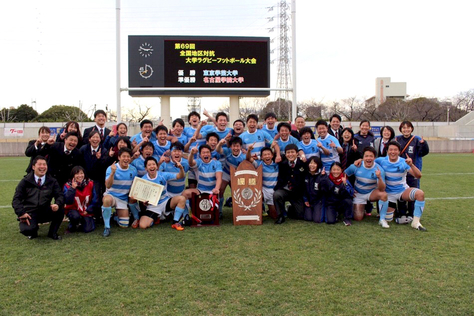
[230,160,263,225]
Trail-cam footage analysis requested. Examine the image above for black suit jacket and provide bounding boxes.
[83,126,111,145]
[25,140,47,173]
[39,142,85,187]
[12,172,64,217]
[275,157,307,197]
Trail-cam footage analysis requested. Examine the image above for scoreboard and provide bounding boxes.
[128,35,270,96]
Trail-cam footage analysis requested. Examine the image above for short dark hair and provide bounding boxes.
[94,110,107,118]
[155,125,168,134]
[116,136,132,149]
[307,156,322,170]
[260,146,274,157]
[315,120,328,128]
[363,146,377,157]
[172,118,185,128]
[233,119,245,127]
[64,132,79,140]
[330,114,342,122]
[38,126,51,135]
[170,141,184,151]
[299,127,313,137]
[359,119,371,127]
[330,162,343,171]
[295,115,305,122]
[140,141,155,152]
[188,111,200,122]
[140,119,153,129]
[116,122,128,132]
[215,111,228,122]
[387,140,401,151]
[206,132,219,142]
[144,156,158,167]
[199,144,212,154]
[341,127,354,140]
[380,126,396,141]
[399,120,414,133]
[264,112,277,120]
[277,122,292,132]
[118,147,132,157]
[246,114,259,123]
[284,143,298,153]
[88,130,100,140]
[228,136,242,146]
[32,155,47,166]
[70,166,87,181]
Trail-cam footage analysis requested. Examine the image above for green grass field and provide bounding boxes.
[1,155,473,315]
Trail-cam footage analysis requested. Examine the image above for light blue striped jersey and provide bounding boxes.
[130,131,156,144]
[192,159,223,193]
[262,125,278,139]
[345,162,385,194]
[159,158,190,195]
[174,134,188,146]
[253,160,279,189]
[153,140,171,158]
[183,126,206,148]
[222,148,246,176]
[240,130,273,155]
[375,157,411,194]
[141,172,177,205]
[130,155,147,177]
[277,135,299,153]
[318,134,341,170]
[297,139,321,159]
[105,163,138,201]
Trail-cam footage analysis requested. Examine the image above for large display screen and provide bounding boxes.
[128,35,270,96]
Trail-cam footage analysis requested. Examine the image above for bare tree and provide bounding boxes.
[125,102,153,122]
[451,89,474,112]
[0,107,16,122]
[338,96,365,121]
[377,99,410,121]
[298,98,325,120]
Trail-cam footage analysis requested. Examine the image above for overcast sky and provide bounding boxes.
[0,0,472,120]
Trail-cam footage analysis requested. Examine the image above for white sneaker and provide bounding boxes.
[411,222,427,232]
[407,216,413,223]
[379,219,390,228]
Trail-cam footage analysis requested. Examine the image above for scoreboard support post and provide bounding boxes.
[229,96,240,128]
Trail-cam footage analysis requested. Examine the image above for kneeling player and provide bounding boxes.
[346,147,389,227]
[135,157,188,231]
[101,148,138,237]
[375,141,427,231]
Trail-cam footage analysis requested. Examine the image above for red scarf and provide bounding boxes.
[329,173,345,185]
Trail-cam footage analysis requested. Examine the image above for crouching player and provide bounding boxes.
[346,147,389,228]
[101,148,138,237]
[246,144,279,219]
[375,141,427,231]
[136,157,187,231]
[182,144,222,207]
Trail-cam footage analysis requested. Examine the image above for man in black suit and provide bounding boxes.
[83,110,111,145]
[273,144,307,224]
[328,114,344,141]
[40,132,85,188]
[12,156,64,240]
[25,126,52,174]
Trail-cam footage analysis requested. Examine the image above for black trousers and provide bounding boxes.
[326,198,353,224]
[304,200,324,223]
[273,189,305,220]
[19,207,64,237]
[67,210,96,233]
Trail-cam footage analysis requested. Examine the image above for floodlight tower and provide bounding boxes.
[187,97,202,114]
[273,0,292,119]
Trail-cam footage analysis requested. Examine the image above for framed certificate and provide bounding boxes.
[129,177,163,206]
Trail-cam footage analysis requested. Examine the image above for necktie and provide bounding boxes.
[335,131,338,139]
[37,178,42,186]
[92,150,96,155]
[341,145,347,169]
[290,161,295,168]
[65,150,71,155]
[100,128,104,139]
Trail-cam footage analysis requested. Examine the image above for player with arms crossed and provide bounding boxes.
[375,141,427,232]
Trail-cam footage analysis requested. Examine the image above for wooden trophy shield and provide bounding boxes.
[230,160,263,225]
[191,192,219,226]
